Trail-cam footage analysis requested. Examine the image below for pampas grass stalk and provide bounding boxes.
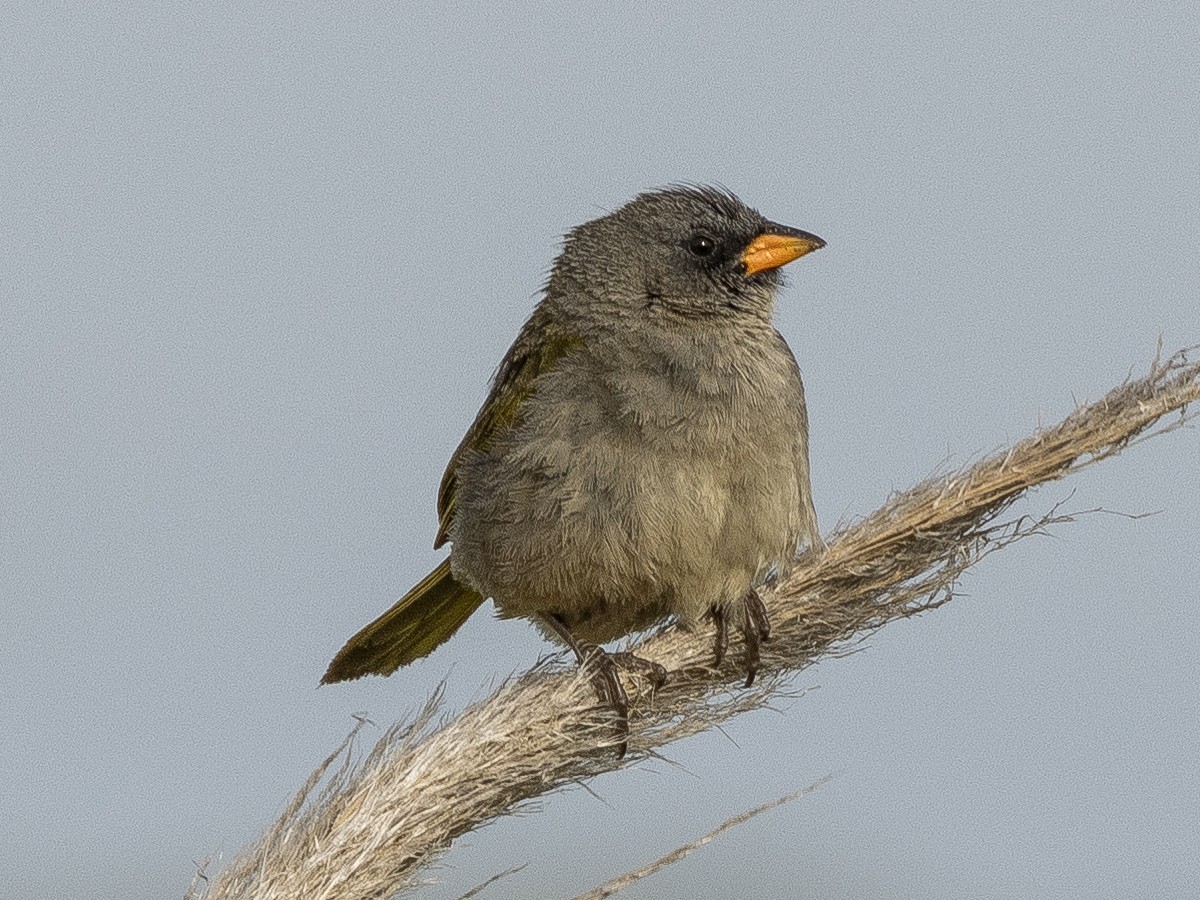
[571,777,833,900]
[188,344,1200,900]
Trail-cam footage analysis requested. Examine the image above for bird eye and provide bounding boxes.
[687,234,717,257]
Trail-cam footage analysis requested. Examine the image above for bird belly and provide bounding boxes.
[449,419,800,644]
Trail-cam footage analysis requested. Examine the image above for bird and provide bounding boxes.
[322,185,825,749]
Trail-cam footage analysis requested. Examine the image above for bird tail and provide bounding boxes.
[321,559,485,684]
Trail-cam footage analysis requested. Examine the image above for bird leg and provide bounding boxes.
[543,615,666,759]
[710,588,772,686]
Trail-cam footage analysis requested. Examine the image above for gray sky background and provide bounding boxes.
[3,3,1199,898]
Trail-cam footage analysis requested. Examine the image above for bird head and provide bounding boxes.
[548,185,824,326]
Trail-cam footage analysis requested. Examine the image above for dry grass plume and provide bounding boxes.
[187,344,1200,900]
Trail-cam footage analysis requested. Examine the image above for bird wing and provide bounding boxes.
[321,316,584,683]
[434,312,584,548]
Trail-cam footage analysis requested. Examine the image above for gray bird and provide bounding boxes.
[323,186,824,744]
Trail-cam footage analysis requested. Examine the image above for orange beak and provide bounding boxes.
[741,230,825,276]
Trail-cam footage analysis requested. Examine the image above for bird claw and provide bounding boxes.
[608,651,669,689]
[579,648,665,759]
[545,614,665,759]
[709,587,772,687]
[741,587,772,686]
[711,605,729,668]
[580,647,630,757]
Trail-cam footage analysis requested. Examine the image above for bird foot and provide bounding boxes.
[741,587,771,686]
[545,616,666,758]
[579,646,630,757]
[576,647,666,758]
[710,587,772,687]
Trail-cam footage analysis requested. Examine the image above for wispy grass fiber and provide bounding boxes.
[187,344,1199,900]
